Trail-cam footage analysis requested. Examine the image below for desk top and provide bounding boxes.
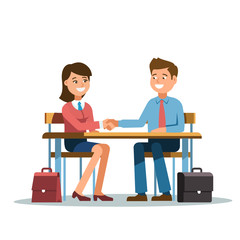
[42,132,202,139]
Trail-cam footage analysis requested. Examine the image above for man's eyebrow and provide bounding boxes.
[152,74,157,76]
[163,74,168,76]
[72,77,76,80]
[82,76,87,79]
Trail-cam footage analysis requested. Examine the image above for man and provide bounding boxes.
[107,58,184,201]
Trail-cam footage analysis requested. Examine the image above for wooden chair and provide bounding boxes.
[45,113,96,201]
[45,112,196,201]
[145,113,195,200]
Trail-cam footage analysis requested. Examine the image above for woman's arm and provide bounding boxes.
[62,104,100,131]
[86,104,100,132]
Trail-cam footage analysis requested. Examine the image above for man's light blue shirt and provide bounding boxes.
[118,96,184,132]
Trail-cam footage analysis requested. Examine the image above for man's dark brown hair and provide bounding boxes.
[150,58,178,78]
[59,62,92,102]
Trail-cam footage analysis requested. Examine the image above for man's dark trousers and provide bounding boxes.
[133,139,180,194]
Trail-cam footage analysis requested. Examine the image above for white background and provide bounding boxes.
[1,0,239,239]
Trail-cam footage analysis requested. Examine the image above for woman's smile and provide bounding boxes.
[77,87,85,92]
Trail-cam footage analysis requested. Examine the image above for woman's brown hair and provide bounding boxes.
[59,62,92,102]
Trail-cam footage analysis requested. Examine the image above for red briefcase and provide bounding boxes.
[32,168,62,202]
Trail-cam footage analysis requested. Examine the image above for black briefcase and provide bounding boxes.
[177,168,213,202]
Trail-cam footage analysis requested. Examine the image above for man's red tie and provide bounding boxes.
[159,100,166,128]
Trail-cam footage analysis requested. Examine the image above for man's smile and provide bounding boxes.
[77,87,85,92]
[155,84,164,89]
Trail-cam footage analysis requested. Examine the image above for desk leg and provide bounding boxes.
[182,138,189,172]
[172,157,175,201]
[55,138,62,181]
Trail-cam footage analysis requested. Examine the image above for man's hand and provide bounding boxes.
[103,119,110,129]
[151,127,166,133]
[103,119,118,131]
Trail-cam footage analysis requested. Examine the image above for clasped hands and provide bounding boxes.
[103,119,118,131]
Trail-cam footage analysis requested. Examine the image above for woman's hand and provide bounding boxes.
[103,119,118,131]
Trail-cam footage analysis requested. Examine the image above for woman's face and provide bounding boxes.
[64,72,90,99]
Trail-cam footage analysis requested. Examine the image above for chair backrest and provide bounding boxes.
[45,112,196,124]
[184,113,195,124]
[45,113,64,124]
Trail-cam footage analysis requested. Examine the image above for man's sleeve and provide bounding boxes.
[166,101,185,132]
[118,101,150,128]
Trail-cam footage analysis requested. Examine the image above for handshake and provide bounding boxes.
[103,119,118,131]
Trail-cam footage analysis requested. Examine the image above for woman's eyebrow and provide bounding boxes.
[72,77,77,80]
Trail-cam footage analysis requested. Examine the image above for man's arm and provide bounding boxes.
[166,101,184,132]
[106,102,151,130]
[151,100,184,133]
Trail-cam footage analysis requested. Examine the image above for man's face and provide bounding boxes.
[64,72,90,97]
[150,68,177,94]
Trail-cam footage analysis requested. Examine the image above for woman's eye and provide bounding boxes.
[73,80,78,84]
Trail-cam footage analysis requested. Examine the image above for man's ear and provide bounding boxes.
[172,75,177,84]
[64,80,68,86]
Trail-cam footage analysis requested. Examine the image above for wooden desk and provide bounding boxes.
[43,132,201,139]
[42,132,202,181]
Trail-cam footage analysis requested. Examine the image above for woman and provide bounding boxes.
[60,62,113,201]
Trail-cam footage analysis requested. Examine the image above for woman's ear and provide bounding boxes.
[64,80,68,86]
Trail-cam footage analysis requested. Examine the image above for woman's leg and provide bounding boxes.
[94,144,110,195]
[74,144,102,195]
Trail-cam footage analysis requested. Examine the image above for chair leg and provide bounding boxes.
[48,139,51,169]
[190,124,193,171]
[172,157,175,201]
[190,139,193,171]
[79,157,82,179]
[154,168,157,196]
[63,157,66,201]
[48,124,51,170]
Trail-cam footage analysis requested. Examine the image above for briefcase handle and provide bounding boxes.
[192,168,202,172]
[41,168,52,172]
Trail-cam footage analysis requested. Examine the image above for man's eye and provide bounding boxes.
[163,76,167,80]
[83,79,88,83]
[73,80,78,84]
[153,76,157,80]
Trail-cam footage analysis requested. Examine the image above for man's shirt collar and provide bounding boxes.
[155,96,169,104]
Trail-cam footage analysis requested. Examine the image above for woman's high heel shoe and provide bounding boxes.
[72,191,91,201]
[93,195,113,201]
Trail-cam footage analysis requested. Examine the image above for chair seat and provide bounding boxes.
[145,152,191,158]
[51,151,190,158]
[51,152,93,158]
